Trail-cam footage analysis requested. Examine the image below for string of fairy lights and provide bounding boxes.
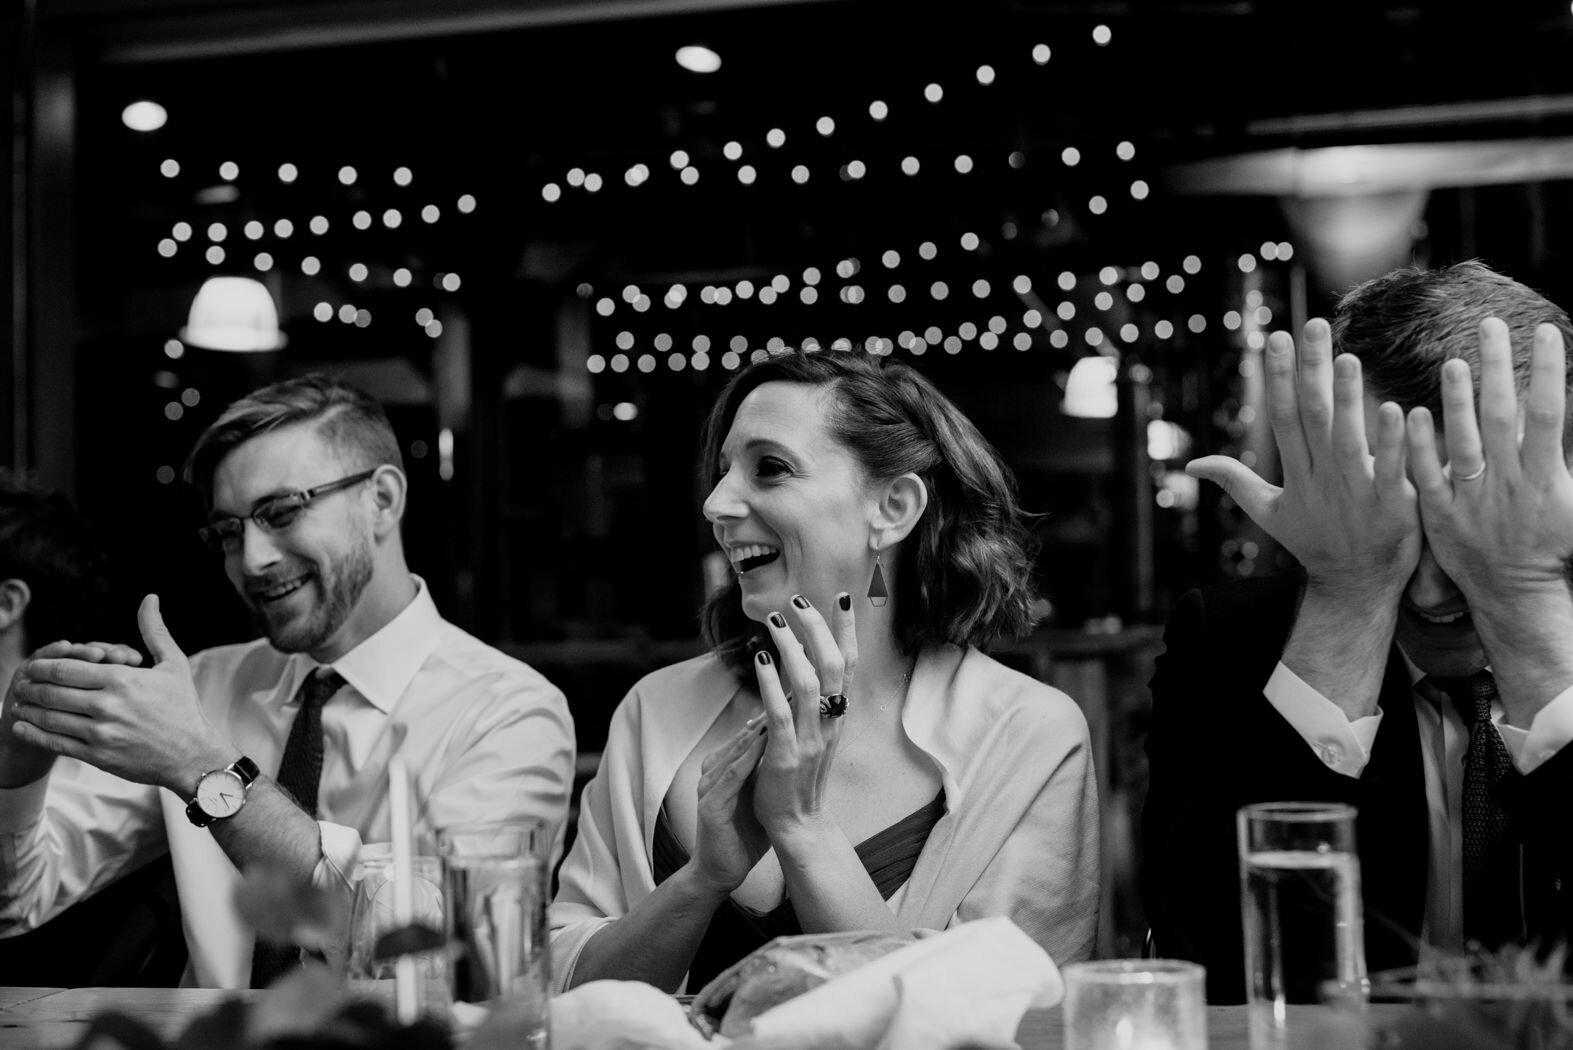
[579,240,1296,376]
[143,25,1169,361]
[141,18,1293,419]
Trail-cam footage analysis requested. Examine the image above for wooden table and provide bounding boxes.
[0,987,1402,1049]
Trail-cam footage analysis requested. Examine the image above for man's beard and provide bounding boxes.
[263,538,376,654]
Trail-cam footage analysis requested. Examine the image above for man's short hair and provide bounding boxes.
[0,471,109,648]
[182,374,404,503]
[1332,260,1573,450]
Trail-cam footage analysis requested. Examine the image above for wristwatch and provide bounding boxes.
[185,756,260,828]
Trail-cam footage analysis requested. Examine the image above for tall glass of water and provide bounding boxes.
[436,819,550,1049]
[1237,802,1367,1049]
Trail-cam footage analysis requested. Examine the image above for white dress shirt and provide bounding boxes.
[0,577,574,987]
[1264,656,1573,951]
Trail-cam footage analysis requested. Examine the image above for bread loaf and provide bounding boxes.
[688,931,917,1038]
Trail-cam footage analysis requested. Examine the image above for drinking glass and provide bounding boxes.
[1238,802,1368,1049]
[345,844,449,1016]
[436,819,550,1049]
[1062,959,1207,1050]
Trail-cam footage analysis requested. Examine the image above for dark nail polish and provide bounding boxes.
[791,594,811,610]
[838,593,851,611]
[768,612,787,629]
[756,650,772,665]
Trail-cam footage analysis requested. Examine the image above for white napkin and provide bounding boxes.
[548,980,713,1050]
[731,916,1063,1050]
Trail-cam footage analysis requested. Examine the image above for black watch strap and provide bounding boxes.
[230,755,260,786]
[185,755,261,827]
[185,797,216,828]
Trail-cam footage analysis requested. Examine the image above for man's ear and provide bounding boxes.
[871,473,929,549]
[367,465,408,540]
[0,578,32,635]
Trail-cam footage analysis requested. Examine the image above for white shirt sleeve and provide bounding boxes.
[1495,682,1573,775]
[0,758,168,935]
[1262,662,1383,778]
[312,820,363,895]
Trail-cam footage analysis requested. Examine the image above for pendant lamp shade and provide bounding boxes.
[180,276,287,352]
[1061,355,1118,419]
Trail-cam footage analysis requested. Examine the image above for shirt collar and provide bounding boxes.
[1399,647,1426,688]
[280,575,441,714]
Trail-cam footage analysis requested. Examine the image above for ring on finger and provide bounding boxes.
[818,693,849,719]
[1452,462,1487,482]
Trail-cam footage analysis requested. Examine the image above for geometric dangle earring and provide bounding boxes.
[867,551,889,607]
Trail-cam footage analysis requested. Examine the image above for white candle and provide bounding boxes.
[387,758,419,1025]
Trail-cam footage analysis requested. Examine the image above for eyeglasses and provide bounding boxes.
[197,469,378,552]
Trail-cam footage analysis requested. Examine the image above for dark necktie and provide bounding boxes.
[1431,670,1523,948]
[249,667,344,988]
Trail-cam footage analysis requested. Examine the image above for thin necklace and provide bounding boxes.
[877,655,919,713]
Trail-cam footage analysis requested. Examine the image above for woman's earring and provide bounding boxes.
[867,552,889,607]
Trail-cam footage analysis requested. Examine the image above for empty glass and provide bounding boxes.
[345,843,449,1017]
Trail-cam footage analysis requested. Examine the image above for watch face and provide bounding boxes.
[196,769,246,819]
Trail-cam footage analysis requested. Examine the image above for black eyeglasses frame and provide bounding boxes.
[196,468,380,552]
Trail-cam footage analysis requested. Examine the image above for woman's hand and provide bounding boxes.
[688,717,770,895]
[752,592,858,844]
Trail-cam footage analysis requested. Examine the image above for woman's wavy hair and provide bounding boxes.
[698,350,1040,675]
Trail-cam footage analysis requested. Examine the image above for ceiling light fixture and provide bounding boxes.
[180,277,287,352]
[122,101,167,132]
[675,45,721,73]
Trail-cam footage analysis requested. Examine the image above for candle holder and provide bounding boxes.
[1063,959,1207,1050]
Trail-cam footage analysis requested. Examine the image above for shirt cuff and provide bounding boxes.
[1496,683,1573,775]
[1263,662,1381,778]
[0,777,50,835]
[313,820,364,894]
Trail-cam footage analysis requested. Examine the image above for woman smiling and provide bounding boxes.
[549,349,1099,991]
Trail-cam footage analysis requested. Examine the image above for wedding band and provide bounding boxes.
[818,693,849,719]
[1452,462,1487,482]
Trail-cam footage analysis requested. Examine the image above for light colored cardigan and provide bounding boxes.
[548,643,1100,989]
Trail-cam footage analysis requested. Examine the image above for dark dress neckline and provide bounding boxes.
[650,790,945,989]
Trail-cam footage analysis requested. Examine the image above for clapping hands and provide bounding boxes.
[689,591,859,893]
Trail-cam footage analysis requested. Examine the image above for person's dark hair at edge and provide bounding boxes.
[0,471,110,649]
[698,349,1040,676]
[1332,260,1573,450]
[182,373,404,503]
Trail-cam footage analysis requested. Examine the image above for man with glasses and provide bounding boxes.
[0,375,574,988]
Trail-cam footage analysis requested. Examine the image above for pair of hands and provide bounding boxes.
[691,592,860,895]
[1192,317,1573,612]
[1190,318,1573,719]
[0,595,230,794]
